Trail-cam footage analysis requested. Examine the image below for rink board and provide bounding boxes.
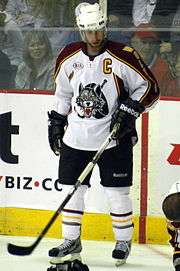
[0,207,169,244]
[0,91,180,244]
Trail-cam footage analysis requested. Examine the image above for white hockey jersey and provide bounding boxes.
[54,40,160,150]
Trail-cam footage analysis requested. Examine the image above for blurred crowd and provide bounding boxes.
[0,0,179,96]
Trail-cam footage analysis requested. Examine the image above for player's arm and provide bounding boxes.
[48,52,73,155]
[110,48,160,139]
[122,49,160,111]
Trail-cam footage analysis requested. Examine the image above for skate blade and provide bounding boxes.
[49,253,82,265]
[115,259,126,267]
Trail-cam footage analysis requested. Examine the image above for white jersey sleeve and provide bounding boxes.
[54,61,73,115]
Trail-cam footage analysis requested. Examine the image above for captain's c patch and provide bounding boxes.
[103,58,112,74]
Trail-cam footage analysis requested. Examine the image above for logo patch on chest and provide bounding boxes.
[73,62,84,70]
[75,79,109,119]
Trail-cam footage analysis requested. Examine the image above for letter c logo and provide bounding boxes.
[103,59,112,74]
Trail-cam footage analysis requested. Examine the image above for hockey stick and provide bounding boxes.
[7,124,119,256]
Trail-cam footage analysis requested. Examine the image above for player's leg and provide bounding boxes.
[49,184,88,263]
[98,136,133,266]
[49,143,93,264]
[104,186,133,266]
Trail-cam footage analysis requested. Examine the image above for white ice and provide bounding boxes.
[0,235,173,271]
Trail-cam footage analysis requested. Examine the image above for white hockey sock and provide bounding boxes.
[104,186,133,241]
[61,184,88,240]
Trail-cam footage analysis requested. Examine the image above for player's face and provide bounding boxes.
[84,30,104,51]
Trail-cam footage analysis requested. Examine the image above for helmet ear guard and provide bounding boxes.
[162,192,180,222]
[75,2,107,31]
[162,182,180,222]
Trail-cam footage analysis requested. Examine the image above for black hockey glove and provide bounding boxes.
[48,110,67,155]
[110,98,145,140]
[47,260,89,271]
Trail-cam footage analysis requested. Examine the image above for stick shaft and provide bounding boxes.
[7,125,119,255]
[35,127,117,241]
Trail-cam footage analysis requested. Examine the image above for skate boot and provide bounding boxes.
[49,237,82,265]
[112,240,131,266]
[173,253,180,271]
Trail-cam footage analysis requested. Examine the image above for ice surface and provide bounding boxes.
[0,236,173,271]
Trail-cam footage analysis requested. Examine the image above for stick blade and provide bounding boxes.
[7,243,33,256]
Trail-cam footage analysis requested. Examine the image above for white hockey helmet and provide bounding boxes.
[75,2,107,31]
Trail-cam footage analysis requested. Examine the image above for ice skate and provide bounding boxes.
[49,237,82,265]
[112,240,131,266]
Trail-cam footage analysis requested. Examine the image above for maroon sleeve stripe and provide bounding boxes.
[106,41,160,108]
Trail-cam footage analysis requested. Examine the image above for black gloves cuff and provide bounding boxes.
[110,98,145,140]
[48,111,68,155]
[119,98,145,118]
[48,110,67,126]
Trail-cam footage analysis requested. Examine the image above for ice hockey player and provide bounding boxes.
[48,1,160,267]
[162,182,180,271]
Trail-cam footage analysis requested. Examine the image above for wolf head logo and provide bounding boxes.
[76,79,109,119]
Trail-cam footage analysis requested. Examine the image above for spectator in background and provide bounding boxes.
[133,0,179,30]
[159,40,177,77]
[108,0,133,28]
[133,0,157,27]
[170,4,180,45]
[157,3,180,81]
[0,0,24,68]
[130,23,173,95]
[5,0,67,56]
[5,0,77,28]
[0,0,7,11]
[152,0,179,29]
[151,0,179,42]
[162,182,180,271]
[108,12,131,44]
[5,0,39,28]
[161,42,180,97]
[27,0,82,56]
[107,0,133,43]
[33,0,67,27]
[15,30,55,91]
[133,0,180,72]
[0,27,13,89]
[0,50,13,89]
[5,1,82,56]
